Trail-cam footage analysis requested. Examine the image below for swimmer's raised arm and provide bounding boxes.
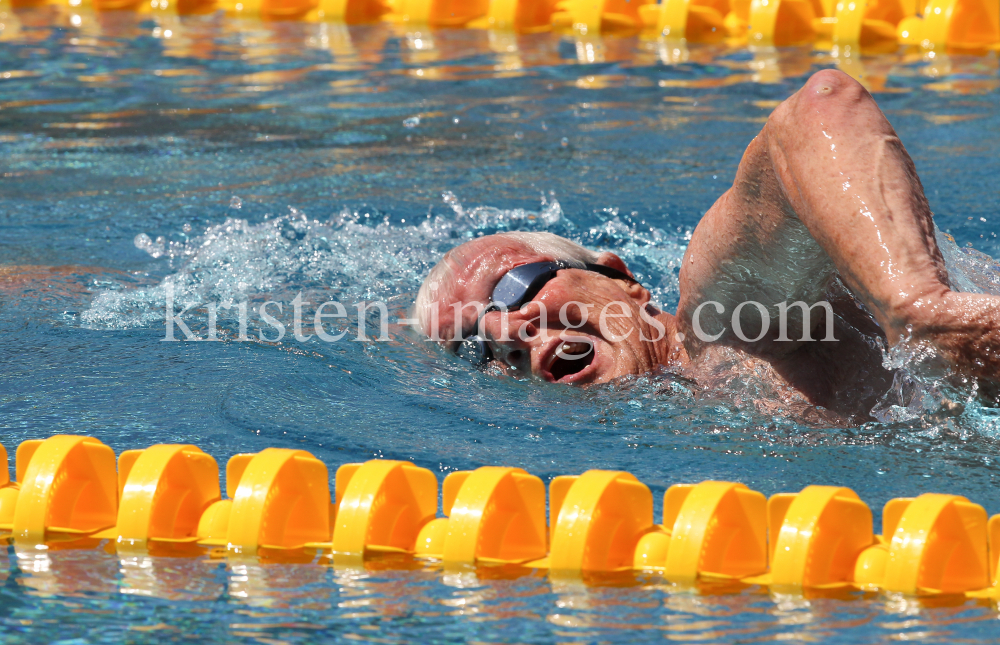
[678,69,1000,380]
[417,69,999,402]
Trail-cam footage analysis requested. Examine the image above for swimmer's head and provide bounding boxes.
[416,232,683,384]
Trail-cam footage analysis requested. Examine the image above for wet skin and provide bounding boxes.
[423,237,688,385]
[425,70,1000,419]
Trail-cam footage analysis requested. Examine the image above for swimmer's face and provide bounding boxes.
[419,235,679,384]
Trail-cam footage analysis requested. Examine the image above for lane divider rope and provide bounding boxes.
[0,435,998,596]
[28,0,999,53]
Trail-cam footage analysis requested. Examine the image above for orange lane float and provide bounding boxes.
[114,444,221,548]
[747,485,873,589]
[3,434,1000,597]
[332,459,438,560]
[854,493,989,594]
[551,0,654,34]
[3,435,118,544]
[198,448,332,554]
[639,0,749,41]
[414,466,548,566]
[549,470,654,574]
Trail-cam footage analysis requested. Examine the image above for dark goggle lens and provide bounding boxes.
[454,260,636,369]
[457,335,493,367]
[490,260,635,311]
[490,261,563,310]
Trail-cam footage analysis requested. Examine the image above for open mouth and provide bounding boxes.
[549,340,595,381]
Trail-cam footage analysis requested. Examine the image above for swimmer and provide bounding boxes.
[416,70,1000,420]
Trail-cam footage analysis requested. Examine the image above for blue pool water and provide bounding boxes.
[2,9,1000,642]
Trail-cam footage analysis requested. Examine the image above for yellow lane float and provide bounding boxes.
[3,434,1000,597]
[7,0,996,50]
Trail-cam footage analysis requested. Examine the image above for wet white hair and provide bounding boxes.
[415,232,601,336]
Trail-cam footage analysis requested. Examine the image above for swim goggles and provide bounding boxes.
[456,260,638,367]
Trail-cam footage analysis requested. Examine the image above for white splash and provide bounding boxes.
[81,193,688,331]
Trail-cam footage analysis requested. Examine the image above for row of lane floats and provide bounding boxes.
[2,0,998,55]
[2,434,1000,596]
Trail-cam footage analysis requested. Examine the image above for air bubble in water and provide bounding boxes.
[230,196,243,209]
[514,131,524,140]
[561,137,569,147]
[182,223,192,233]
[403,116,421,128]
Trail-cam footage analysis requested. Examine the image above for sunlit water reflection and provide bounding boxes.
[1,9,1000,643]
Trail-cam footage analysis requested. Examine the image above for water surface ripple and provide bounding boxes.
[2,12,1000,643]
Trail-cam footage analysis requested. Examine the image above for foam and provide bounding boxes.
[80,193,689,331]
[868,230,1000,433]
